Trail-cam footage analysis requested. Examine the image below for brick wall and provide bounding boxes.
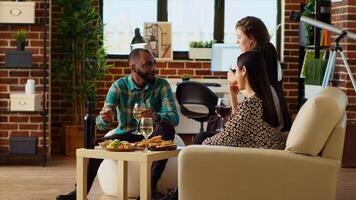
[50,59,227,153]
[0,0,50,153]
[16,0,356,154]
[50,0,229,154]
[49,0,303,154]
[284,0,308,112]
[330,0,356,121]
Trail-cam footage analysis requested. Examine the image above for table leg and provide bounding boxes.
[117,160,128,200]
[76,156,88,200]
[140,161,152,200]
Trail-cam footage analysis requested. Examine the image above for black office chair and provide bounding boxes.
[176,81,218,132]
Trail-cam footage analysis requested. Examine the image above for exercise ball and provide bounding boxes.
[97,134,185,197]
[157,134,185,192]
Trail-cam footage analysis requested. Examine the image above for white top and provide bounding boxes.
[277,61,283,82]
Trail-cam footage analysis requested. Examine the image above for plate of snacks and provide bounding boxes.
[148,140,177,151]
[134,135,177,151]
[99,139,136,152]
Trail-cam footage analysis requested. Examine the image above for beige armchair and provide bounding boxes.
[178,87,347,200]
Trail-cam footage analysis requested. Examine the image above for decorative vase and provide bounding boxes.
[25,79,35,94]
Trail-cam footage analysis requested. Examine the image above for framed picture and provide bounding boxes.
[144,22,172,60]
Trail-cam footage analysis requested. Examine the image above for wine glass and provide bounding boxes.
[139,117,154,151]
[132,102,145,134]
[215,97,231,132]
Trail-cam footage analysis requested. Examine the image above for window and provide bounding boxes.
[168,0,214,51]
[101,0,281,57]
[102,0,157,55]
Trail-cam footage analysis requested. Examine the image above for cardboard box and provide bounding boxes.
[0,1,35,24]
[9,136,38,155]
[10,93,42,111]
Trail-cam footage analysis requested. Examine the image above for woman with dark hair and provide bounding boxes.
[231,16,292,131]
[160,51,285,200]
[203,51,284,148]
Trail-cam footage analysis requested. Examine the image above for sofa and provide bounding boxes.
[178,87,347,200]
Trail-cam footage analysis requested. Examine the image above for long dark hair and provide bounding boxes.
[257,42,278,88]
[235,16,270,47]
[237,51,279,127]
[258,42,292,131]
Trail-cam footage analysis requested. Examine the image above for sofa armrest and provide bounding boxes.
[178,145,340,200]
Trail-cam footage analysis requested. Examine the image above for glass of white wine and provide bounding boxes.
[140,117,154,151]
[133,102,145,134]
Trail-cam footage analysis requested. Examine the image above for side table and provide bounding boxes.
[76,147,182,200]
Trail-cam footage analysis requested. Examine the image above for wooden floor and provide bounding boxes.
[0,156,355,200]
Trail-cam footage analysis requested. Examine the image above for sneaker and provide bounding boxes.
[56,190,76,200]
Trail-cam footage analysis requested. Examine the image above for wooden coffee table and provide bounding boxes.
[76,147,182,200]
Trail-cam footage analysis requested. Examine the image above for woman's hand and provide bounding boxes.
[227,71,239,95]
[227,70,235,83]
[227,70,239,113]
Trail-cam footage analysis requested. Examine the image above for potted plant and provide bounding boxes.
[53,0,111,155]
[14,29,27,51]
[5,29,32,67]
[189,40,215,60]
[181,74,190,81]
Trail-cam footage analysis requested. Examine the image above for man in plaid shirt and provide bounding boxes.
[57,48,179,200]
[96,50,179,134]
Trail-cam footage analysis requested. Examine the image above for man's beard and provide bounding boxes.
[136,70,156,83]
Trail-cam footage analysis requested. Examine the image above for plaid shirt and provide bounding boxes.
[96,75,179,134]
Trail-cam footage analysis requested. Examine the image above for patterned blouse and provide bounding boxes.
[203,95,285,150]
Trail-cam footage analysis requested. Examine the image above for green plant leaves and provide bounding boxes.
[189,40,216,48]
[302,0,330,45]
[53,0,111,122]
[14,29,27,44]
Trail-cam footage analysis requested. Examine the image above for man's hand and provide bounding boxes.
[139,109,160,122]
[100,106,113,123]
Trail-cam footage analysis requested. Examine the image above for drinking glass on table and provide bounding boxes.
[215,97,232,132]
[139,117,154,151]
[132,102,145,134]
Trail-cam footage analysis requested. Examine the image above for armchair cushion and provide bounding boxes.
[285,87,347,156]
[179,145,340,200]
